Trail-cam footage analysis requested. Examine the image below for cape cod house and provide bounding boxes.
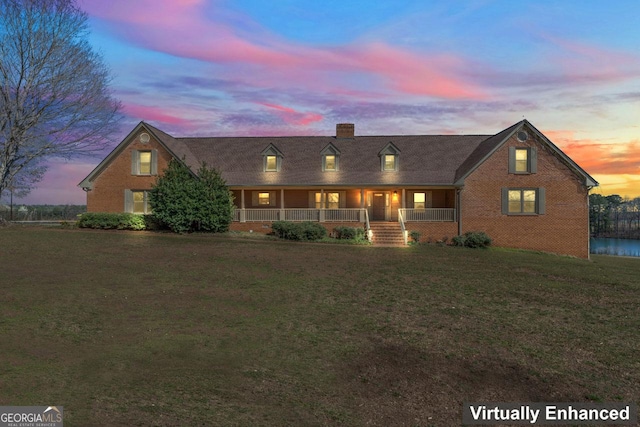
[78,120,598,258]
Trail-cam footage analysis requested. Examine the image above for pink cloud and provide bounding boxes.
[259,103,323,126]
[82,0,485,99]
[123,103,192,126]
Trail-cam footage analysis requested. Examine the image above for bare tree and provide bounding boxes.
[0,0,120,197]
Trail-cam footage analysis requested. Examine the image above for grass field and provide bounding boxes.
[0,226,638,426]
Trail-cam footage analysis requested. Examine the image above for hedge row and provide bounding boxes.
[271,221,327,241]
[77,213,154,230]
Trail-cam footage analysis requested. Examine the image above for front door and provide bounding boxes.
[372,192,386,221]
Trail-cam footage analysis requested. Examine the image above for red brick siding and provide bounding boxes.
[87,133,173,212]
[230,221,366,236]
[461,133,590,258]
[404,222,459,243]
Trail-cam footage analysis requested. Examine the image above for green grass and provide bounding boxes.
[0,226,639,426]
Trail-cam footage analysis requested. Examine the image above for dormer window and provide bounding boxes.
[320,143,341,171]
[266,155,277,171]
[261,144,283,172]
[379,142,400,172]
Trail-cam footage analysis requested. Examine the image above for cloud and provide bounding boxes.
[258,103,323,126]
[122,103,194,127]
[545,130,640,176]
[82,0,486,100]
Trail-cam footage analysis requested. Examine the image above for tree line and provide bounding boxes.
[0,204,86,221]
[590,194,640,239]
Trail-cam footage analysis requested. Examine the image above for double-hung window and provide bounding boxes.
[131,150,158,175]
[509,147,537,174]
[502,188,545,215]
[124,190,151,214]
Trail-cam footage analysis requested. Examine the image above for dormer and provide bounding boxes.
[378,142,400,172]
[320,143,341,171]
[261,144,284,172]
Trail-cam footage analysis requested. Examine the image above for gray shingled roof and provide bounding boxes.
[80,120,598,189]
[143,120,492,187]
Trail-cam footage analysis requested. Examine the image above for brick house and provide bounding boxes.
[78,120,598,258]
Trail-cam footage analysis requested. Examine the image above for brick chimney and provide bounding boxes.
[336,123,355,138]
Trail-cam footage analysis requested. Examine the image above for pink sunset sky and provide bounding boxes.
[6,0,640,205]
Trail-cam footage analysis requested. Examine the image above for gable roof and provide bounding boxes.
[454,120,598,187]
[78,120,598,189]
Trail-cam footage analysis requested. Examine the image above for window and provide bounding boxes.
[412,191,432,210]
[265,155,277,171]
[321,143,340,171]
[139,152,151,174]
[502,188,546,215]
[379,142,400,171]
[311,191,344,209]
[515,149,528,173]
[124,190,151,214]
[252,191,276,207]
[509,147,537,174]
[384,155,396,171]
[258,192,271,205]
[131,150,158,175]
[262,144,283,172]
[324,155,336,171]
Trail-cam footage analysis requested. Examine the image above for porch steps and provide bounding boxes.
[369,222,406,246]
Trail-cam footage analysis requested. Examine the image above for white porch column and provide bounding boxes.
[240,189,246,222]
[360,188,365,222]
[280,189,285,220]
[401,189,406,209]
[319,188,325,222]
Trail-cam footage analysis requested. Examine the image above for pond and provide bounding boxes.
[590,238,640,257]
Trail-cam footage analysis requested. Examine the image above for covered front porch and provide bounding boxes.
[230,187,458,224]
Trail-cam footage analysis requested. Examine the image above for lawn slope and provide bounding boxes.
[1,227,638,425]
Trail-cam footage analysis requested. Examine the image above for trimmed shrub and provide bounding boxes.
[409,230,421,244]
[272,221,327,241]
[149,159,234,234]
[334,226,365,241]
[77,213,147,230]
[452,231,492,248]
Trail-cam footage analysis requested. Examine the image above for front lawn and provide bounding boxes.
[0,227,638,425]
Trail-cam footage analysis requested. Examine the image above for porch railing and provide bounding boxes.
[235,208,366,222]
[397,209,408,245]
[399,208,456,222]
